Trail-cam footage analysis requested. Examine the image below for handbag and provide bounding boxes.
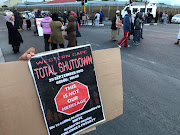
[48,22,55,43]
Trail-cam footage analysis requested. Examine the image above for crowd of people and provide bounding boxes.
[5,8,106,54]
[111,9,180,48]
[5,8,180,53]
[111,9,145,48]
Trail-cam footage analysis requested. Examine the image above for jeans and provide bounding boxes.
[96,20,99,26]
[85,19,88,25]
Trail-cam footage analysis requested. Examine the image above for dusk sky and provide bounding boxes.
[0,0,180,6]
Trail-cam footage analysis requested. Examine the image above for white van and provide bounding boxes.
[121,3,157,20]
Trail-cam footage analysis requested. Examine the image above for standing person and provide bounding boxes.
[18,12,24,30]
[134,13,142,46]
[141,14,145,39]
[40,13,52,51]
[95,12,100,27]
[117,10,131,48]
[65,15,76,47]
[91,12,95,26]
[169,13,173,24]
[77,11,81,26]
[85,12,89,26]
[34,10,42,35]
[155,11,159,23]
[70,11,81,46]
[63,11,67,25]
[159,12,163,23]
[111,10,122,41]
[100,11,104,24]
[13,8,20,30]
[25,12,31,30]
[6,14,23,53]
[50,13,64,49]
[163,13,168,25]
[130,12,136,40]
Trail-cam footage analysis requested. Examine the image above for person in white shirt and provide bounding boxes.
[95,12,100,26]
[25,12,31,30]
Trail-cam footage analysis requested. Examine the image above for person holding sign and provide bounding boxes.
[111,10,122,41]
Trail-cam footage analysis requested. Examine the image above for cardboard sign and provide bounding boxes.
[0,47,123,135]
[116,19,122,28]
[36,18,43,36]
[82,16,86,21]
[28,45,105,135]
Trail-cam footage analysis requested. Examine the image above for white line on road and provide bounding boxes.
[0,30,7,31]
[126,54,157,65]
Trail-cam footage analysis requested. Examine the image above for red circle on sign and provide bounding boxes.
[54,81,90,115]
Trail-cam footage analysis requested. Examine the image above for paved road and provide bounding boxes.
[0,14,180,135]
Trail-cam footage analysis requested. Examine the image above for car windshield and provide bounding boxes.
[174,15,180,18]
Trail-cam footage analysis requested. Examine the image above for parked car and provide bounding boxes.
[4,10,13,16]
[172,14,180,23]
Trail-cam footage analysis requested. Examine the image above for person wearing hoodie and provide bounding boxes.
[50,13,64,50]
[117,10,131,48]
[65,15,76,47]
[6,14,23,53]
[40,13,52,51]
[134,13,142,45]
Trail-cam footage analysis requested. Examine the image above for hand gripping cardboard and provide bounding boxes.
[0,48,123,135]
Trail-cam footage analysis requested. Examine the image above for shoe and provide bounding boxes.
[125,45,130,48]
[141,37,144,39]
[174,41,179,45]
[134,42,139,46]
[117,44,121,48]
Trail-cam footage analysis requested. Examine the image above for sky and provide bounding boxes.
[0,0,180,6]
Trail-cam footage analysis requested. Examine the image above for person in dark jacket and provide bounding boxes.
[34,10,42,35]
[155,11,159,23]
[13,8,20,30]
[65,15,76,47]
[117,10,131,48]
[169,13,173,24]
[100,11,104,24]
[18,12,24,30]
[6,14,23,53]
[111,10,121,41]
[63,11,67,25]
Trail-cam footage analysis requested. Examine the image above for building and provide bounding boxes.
[3,0,22,7]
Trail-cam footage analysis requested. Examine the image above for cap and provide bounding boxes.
[116,10,120,13]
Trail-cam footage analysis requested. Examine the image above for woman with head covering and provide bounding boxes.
[65,13,76,47]
[50,13,64,49]
[70,11,81,46]
[6,14,23,53]
[40,13,52,51]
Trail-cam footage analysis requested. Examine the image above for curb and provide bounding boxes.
[144,23,158,26]
[0,48,5,63]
